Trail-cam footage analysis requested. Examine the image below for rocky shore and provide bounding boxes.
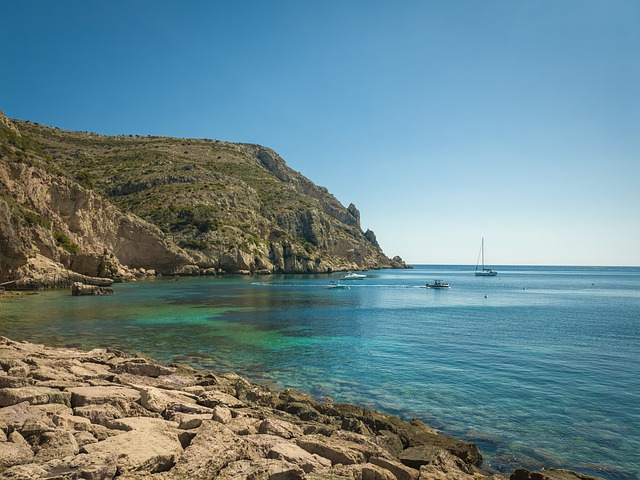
[0,338,600,480]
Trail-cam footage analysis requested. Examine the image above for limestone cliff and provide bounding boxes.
[0,111,409,287]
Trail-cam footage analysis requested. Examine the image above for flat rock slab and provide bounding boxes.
[139,386,196,414]
[0,387,71,407]
[109,358,174,378]
[1,452,118,479]
[68,386,140,407]
[296,434,367,466]
[197,390,246,409]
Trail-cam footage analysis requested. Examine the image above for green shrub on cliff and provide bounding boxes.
[54,231,80,254]
[179,239,209,250]
[23,210,52,228]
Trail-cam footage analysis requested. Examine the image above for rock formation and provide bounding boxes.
[71,282,114,296]
[0,338,601,480]
[0,111,411,289]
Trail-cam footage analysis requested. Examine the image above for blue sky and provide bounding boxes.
[2,1,639,265]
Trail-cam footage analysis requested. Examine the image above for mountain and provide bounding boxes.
[0,111,409,289]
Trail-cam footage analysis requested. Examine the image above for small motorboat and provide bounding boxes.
[341,272,366,280]
[426,280,450,289]
[324,282,349,290]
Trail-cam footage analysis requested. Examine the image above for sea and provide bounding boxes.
[1,265,638,479]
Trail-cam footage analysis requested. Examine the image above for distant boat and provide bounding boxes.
[341,272,366,280]
[426,279,450,289]
[475,238,497,276]
[324,281,349,290]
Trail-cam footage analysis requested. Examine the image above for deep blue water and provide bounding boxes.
[1,265,639,479]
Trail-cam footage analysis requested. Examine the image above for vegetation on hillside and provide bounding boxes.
[1,116,398,273]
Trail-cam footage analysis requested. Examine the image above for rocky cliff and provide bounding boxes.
[0,112,409,288]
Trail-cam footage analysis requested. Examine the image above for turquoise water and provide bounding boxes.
[1,265,638,479]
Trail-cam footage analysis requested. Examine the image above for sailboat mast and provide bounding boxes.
[474,238,497,276]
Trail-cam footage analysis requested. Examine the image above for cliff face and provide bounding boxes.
[0,144,193,289]
[0,112,409,287]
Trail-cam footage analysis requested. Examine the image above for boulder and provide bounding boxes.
[81,417,182,474]
[140,387,196,413]
[74,430,99,448]
[510,468,602,480]
[216,458,306,480]
[283,401,321,421]
[296,434,366,466]
[225,415,262,436]
[374,429,404,457]
[52,413,92,431]
[73,404,124,426]
[0,432,34,471]
[331,462,397,480]
[33,429,79,462]
[168,420,248,479]
[212,405,233,424]
[265,438,332,473]
[2,361,30,378]
[0,402,56,436]
[176,414,211,430]
[258,417,303,439]
[235,377,278,405]
[60,452,118,480]
[370,456,420,480]
[401,420,482,466]
[360,462,398,480]
[416,448,477,480]
[399,444,445,469]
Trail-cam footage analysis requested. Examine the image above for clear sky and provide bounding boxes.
[1,1,639,266]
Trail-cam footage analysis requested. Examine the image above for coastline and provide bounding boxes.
[0,337,601,480]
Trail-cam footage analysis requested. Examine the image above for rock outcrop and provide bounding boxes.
[0,337,601,480]
[71,282,114,296]
[0,337,498,480]
[0,111,411,288]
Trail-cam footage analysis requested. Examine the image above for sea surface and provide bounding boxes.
[1,265,639,479]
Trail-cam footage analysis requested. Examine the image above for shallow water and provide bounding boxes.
[1,265,639,479]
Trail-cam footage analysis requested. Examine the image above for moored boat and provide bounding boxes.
[341,272,366,280]
[475,238,498,276]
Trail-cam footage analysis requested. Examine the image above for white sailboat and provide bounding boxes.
[475,238,497,276]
